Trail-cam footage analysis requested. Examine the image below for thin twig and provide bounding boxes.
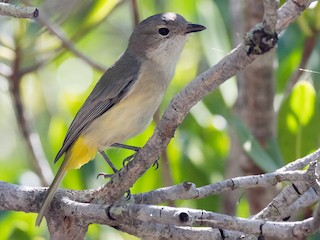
[9,45,53,186]
[284,32,318,96]
[253,161,319,220]
[36,10,107,72]
[131,169,312,205]
[130,0,140,27]
[276,147,320,172]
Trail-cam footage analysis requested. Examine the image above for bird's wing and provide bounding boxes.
[54,52,141,162]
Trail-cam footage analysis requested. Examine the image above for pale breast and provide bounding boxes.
[82,60,171,150]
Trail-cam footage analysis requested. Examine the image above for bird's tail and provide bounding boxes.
[35,136,96,226]
[35,158,68,226]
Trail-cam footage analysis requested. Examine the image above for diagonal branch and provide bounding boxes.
[263,0,279,32]
[90,0,314,204]
[253,161,319,220]
[20,0,107,72]
[276,147,320,172]
[35,9,107,72]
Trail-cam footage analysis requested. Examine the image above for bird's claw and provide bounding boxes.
[125,189,131,200]
[122,152,138,166]
[96,172,114,179]
[152,156,160,170]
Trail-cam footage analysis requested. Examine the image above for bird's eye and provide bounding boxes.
[158,28,170,36]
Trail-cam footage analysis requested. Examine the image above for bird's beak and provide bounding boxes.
[185,23,206,34]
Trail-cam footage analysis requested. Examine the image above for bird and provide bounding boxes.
[35,12,205,226]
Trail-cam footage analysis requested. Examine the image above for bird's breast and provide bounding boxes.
[82,61,171,150]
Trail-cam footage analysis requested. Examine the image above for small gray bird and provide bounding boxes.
[36,12,205,226]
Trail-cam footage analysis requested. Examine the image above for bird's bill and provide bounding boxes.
[185,23,206,34]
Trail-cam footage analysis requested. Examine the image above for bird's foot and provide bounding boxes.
[96,172,115,179]
[122,152,138,166]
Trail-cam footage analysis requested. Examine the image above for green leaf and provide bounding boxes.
[278,80,319,162]
[9,227,31,240]
[85,0,122,28]
[290,81,315,126]
[276,25,304,92]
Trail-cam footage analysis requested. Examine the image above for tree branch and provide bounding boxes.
[253,161,319,221]
[131,168,312,205]
[263,0,279,33]
[0,2,38,19]
[277,147,320,172]
[9,45,54,186]
[35,9,107,72]
[89,0,314,205]
[108,203,319,239]
[0,148,318,239]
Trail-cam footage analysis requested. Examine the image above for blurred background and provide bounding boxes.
[0,0,319,239]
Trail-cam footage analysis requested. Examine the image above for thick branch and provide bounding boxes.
[0,150,318,239]
[0,2,38,19]
[108,203,319,239]
[263,0,279,33]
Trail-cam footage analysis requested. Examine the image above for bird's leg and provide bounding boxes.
[97,143,141,176]
[96,150,118,179]
[112,143,160,169]
[111,143,140,152]
[97,150,131,198]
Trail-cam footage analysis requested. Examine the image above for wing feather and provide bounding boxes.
[55,51,141,162]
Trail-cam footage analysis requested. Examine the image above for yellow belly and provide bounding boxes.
[65,136,97,170]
